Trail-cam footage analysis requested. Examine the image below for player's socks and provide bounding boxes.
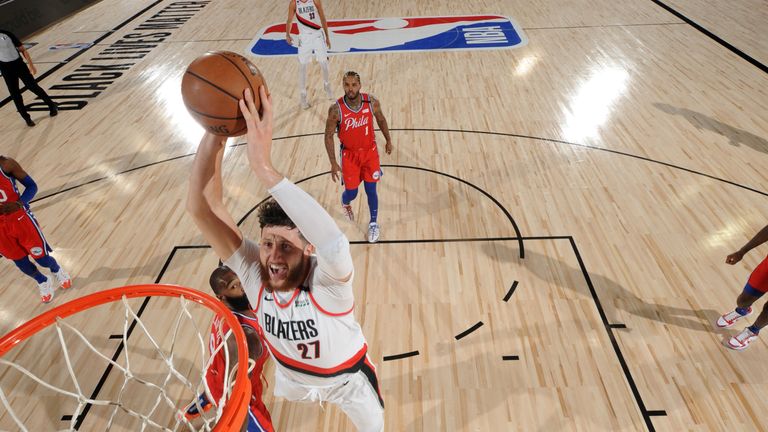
[34,255,60,273]
[736,307,750,316]
[748,325,760,335]
[321,61,332,99]
[14,257,47,284]
[364,181,378,223]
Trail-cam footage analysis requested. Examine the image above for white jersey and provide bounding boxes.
[226,238,368,386]
[294,0,323,36]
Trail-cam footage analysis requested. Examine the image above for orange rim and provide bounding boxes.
[0,284,250,431]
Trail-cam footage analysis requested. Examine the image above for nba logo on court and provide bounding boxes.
[249,15,527,57]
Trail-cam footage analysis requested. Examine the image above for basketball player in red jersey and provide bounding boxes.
[285,0,333,108]
[716,224,768,350]
[0,156,71,303]
[182,266,273,431]
[324,71,393,243]
[187,87,383,431]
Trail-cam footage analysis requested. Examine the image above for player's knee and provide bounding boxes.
[342,188,359,202]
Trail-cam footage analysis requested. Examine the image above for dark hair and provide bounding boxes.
[257,198,296,230]
[209,265,234,295]
[343,70,361,82]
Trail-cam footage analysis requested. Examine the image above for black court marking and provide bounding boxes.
[235,164,525,259]
[568,237,662,431]
[108,334,122,339]
[648,0,767,74]
[502,355,520,361]
[28,129,768,208]
[383,351,420,361]
[0,0,166,109]
[62,246,180,428]
[610,324,628,329]
[647,411,667,416]
[455,321,484,341]
[503,280,519,302]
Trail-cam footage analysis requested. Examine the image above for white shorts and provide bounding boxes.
[297,31,328,64]
[273,363,384,432]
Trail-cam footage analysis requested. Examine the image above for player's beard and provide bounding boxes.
[259,260,307,293]
[345,89,359,101]
[227,293,251,312]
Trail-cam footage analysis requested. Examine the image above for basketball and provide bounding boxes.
[181,51,268,137]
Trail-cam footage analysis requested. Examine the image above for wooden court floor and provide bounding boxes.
[0,0,767,430]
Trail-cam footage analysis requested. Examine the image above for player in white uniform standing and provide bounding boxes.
[187,86,383,432]
[285,0,333,109]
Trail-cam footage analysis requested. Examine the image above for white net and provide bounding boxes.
[0,291,250,431]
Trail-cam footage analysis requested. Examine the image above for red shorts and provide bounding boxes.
[0,209,50,261]
[341,147,381,190]
[747,254,768,293]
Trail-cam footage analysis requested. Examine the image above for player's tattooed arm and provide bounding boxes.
[372,96,393,155]
[324,103,342,182]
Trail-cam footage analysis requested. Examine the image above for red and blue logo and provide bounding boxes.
[248,15,526,57]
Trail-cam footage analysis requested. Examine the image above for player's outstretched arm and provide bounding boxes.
[186,133,244,261]
[240,88,353,282]
[726,224,768,264]
[372,96,393,155]
[324,103,342,182]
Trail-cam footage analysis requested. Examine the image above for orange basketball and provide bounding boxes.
[181,51,268,137]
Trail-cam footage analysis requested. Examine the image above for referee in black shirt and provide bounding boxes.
[0,29,57,127]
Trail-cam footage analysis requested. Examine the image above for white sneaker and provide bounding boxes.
[367,222,380,243]
[324,83,333,100]
[300,93,310,109]
[726,328,759,351]
[54,268,72,289]
[716,308,752,328]
[38,278,54,303]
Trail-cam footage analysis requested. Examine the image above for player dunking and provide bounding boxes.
[182,266,273,431]
[0,156,70,303]
[324,71,392,243]
[187,88,384,431]
[716,223,768,350]
[285,0,333,109]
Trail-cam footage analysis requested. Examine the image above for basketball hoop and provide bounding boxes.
[0,284,250,431]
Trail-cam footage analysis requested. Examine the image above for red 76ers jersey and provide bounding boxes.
[337,93,377,151]
[0,169,21,204]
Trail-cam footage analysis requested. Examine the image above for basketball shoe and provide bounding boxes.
[367,222,380,243]
[726,327,758,351]
[342,204,354,222]
[716,307,752,328]
[38,278,54,303]
[180,393,212,421]
[54,268,72,289]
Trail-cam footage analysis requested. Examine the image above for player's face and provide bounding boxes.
[218,271,251,311]
[343,76,361,101]
[258,225,313,292]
